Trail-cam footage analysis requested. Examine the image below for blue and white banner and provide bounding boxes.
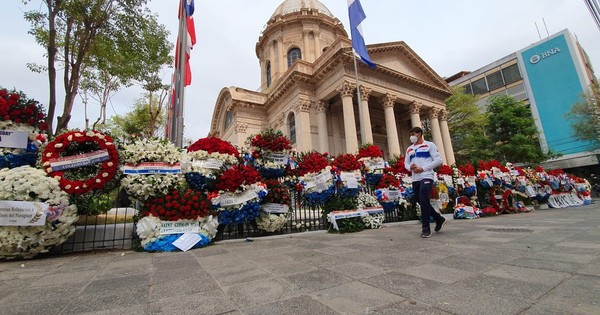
[49,149,109,171]
[123,162,181,175]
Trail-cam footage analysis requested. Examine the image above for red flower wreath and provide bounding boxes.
[41,130,119,195]
[215,164,262,192]
[249,129,292,153]
[332,153,363,172]
[141,189,214,221]
[437,165,453,176]
[357,144,383,159]
[377,173,400,189]
[458,163,476,176]
[295,152,330,176]
[187,137,239,156]
[0,88,49,131]
[384,156,410,176]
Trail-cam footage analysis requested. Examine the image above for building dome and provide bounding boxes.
[270,0,335,19]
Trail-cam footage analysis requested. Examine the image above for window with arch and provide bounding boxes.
[266,61,272,87]
[224,111,234,130]
[287,48,302,68]
[288,112,296,144]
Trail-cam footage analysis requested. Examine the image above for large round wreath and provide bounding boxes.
[0,166,78,260]
[41,130,119,195]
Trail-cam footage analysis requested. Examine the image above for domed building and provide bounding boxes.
[209,0,455,164]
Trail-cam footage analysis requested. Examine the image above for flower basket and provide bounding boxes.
[247,129,292,179]
[183,137,239,191]
[0,166,78,260]
[357,145,385,187]
[256,179,291,232]
[212,165,267,224]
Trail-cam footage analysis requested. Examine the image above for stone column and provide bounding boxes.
[359,85,373,144]
[313,30,321,60]
[338,81,358,153]
[409,101,423,128]
[302,30,311,62]
[429,108,447,164]
[440,109,456,165]
[382,94,401,157]
[332,112,342,154]
[294,99,313,152]
[316,100,329,153]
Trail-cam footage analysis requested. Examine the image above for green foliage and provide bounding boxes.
[71,189,117,216]
[105,93,166,140]
[322,195,364,233]
[485,95,552,165]
[565,82,600,151]
[445,87,495,165]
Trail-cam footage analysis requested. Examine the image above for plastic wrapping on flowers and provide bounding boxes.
[0,166,78,260]
[183,137,239,191]
[136,215,219,252]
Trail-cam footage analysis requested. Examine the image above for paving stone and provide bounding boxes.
[508,257,583,273]
[369,300,454,315]
[400,263,475,284]
[484,264,569,286]
[241,294,341,315]
[148,289,237,315]
[311,281,404,315]
[361,271,447,299]
[322,261,386,280]
[223,277,299,308]
[283,268,352,293]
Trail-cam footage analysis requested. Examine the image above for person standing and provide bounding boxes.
[404,127,446,238]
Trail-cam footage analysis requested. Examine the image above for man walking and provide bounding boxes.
[404,127,446,238]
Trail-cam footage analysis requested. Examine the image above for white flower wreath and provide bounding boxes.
[135,214,219,249]
[0,166,77,259]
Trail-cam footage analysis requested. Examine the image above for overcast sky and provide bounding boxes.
[1,0,599,141]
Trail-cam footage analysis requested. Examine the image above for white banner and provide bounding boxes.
[160,221,199,235]
[0,200,48,226]
[49,149,109,171]
[364,159,385,170]
[172,233,201,252]
[123,162,181,174]
[264,152,289,165]
[192,159,223,170]
[215,190,259,207]
[0,130,29,149]
[261,203,289,214]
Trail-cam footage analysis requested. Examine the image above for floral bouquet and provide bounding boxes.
[135,189,218,252]
[374,173,405,212]
[357,144,385,186]
[256,179,292,232]
[182,137,239,191]
[457,163,477,197]
[295,152,335,206]
[357,192,385,229]
[247,129,292,179]
[0,166,78,259]
[0,88,48,169]
[210,164,267,225]
[332,153,364,198]
[120,138,183,201]
[40,130,120,196]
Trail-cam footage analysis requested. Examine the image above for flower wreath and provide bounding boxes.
[211,165,267,225]
[294,152,335,206]
[183,137,239,191]
[41,130,119,195]
[357,193,385,229]
[247,129,292,179]
[332,153,363,198]
[374,173,405,212]
[136,215,219,252]
[0,166,78,260]
[121,138,183,201]
[0,88,48,169]
[357,144,385,186]
[256,179,292,232]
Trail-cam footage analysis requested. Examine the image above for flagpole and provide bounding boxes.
[352,50,367,146]
[172,0,187,147]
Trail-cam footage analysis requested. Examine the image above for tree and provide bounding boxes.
[23,0,156,134]
[565,82,600,151]
[485,95,551,165]
[444,87,495,165]
[105,91,167,140]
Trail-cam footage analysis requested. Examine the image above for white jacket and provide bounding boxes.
[404,140,443,182]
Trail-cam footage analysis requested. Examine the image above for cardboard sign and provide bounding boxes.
[0,201,48,226]
[0,130,29,149]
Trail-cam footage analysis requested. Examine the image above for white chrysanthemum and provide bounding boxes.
[122,138,182,165]
[121,173,184,201]
[136,215,219,248]
[256,212,288,232]
[0,166,77,260]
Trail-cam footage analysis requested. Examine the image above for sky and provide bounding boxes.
[1,0,599,141]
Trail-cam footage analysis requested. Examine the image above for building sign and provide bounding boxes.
[529,47,561,64]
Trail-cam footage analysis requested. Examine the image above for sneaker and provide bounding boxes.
[420,231,432,238]
[435,217,447,232]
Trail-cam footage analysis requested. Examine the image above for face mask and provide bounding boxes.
[410,135,419,144]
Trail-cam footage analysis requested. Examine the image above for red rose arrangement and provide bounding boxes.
[295,152,330,176]
[357,144,383,159]
[262,179,291,206]
[437,164,453,176]
[332,153,363,172]
[547,169,565,176]
[249,129,292,153]
[458,163,475,176]
[384,156,410,176]
[0,88,49,131]
[141,189,215,221]
[215,164,262,192]
[41,130,119,195]
[377,173,400,189]
[187,137,239,157]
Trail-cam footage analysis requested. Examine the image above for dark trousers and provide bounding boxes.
[413,179,443,233]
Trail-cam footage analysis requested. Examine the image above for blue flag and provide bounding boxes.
[184,0,194,16]
[348,0,376,68]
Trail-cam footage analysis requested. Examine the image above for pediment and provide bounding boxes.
[368,41,451,92]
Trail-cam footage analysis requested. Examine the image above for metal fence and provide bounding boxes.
[50,190,419,254]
